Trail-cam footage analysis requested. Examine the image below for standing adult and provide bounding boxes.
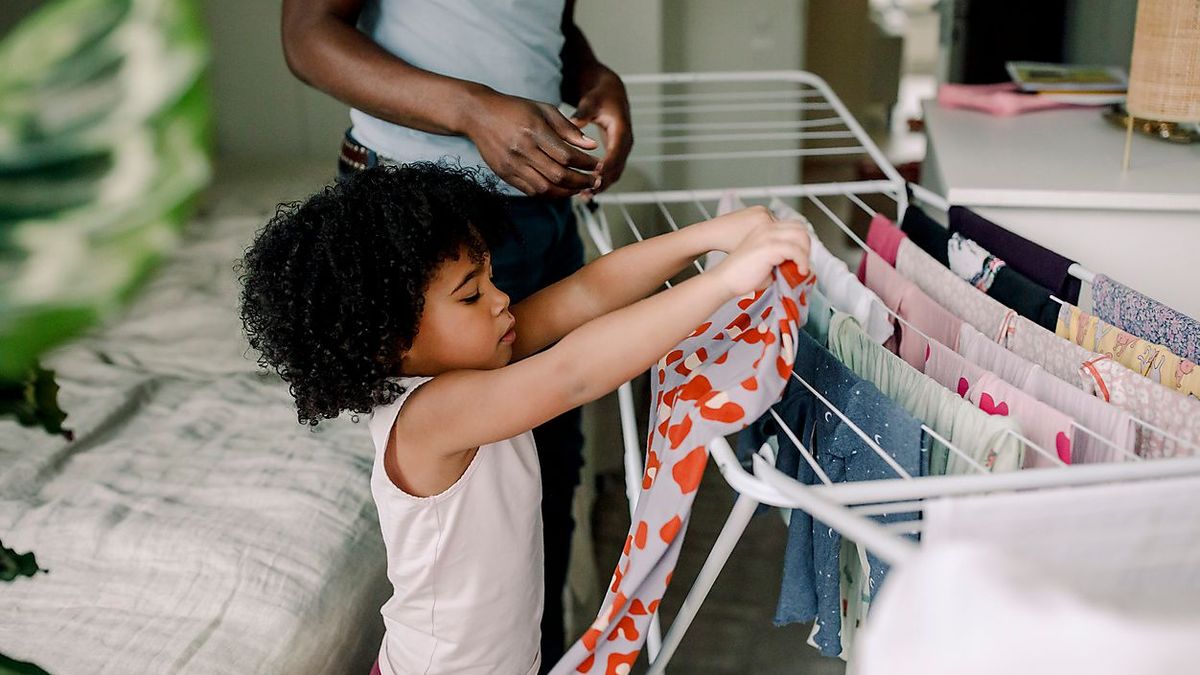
[280,0,632,667]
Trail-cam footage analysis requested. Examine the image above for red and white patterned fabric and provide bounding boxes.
[551,262,816,674]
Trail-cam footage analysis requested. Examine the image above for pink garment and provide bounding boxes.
[370,661,382,675]
[958,324,1137,464]
[857,213,907,281]
[895,238,1014,344]
[926,341,1074,467]
[862,250,962,372]
[552,262,816,674]
[937,82,1091,117]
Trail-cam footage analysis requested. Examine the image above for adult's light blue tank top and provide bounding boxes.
[350,0,567,195]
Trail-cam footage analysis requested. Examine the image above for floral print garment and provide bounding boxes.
[551,262,816,675]
[1092,274,1200,365]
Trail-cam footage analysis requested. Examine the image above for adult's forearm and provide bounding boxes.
[282,12,489,137]
[559,10,605,106]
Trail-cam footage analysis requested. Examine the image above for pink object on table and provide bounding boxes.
[937,82,1084,117]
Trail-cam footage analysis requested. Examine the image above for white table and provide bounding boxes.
[920,101,1200,321]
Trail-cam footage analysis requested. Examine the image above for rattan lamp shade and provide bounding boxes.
[1126,0,1200,123]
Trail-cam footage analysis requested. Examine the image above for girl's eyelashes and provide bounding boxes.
[462,291,482,304]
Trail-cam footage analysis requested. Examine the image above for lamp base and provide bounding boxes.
[1104,104,1200,144]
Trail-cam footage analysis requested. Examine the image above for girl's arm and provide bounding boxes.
[396,218,811,456]
[509,206,776,360]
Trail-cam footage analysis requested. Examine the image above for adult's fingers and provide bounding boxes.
[533,128,601,173]
[522,142,598,192]
[590,112,633,191]
[509,163,580,199]
[540,104,599,151]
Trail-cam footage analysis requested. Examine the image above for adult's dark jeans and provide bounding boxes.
[338,146,585,670]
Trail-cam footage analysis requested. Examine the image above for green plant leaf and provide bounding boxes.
[0,539,46,582]
[0,653,52,675]
[0,365,71,439]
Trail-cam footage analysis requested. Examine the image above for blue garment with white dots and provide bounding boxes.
[740,329,923,657]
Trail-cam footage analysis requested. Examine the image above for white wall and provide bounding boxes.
[200,0,348,167]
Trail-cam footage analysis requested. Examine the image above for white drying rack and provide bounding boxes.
[573,71,1200,673]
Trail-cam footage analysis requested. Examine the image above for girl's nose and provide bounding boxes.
[492,288,510,315]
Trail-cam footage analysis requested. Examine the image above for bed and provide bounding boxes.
[0,210,389,674]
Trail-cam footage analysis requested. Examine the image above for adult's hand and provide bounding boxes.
[465,90,602,198]
[570,65,632,193]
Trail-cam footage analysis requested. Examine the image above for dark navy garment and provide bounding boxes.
[900,203,950,267]
[988,266,1060,330]
[739,330,923,656]
[901,203,1060,331]
[949,205,1082,304]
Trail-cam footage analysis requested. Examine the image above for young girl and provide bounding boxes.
[238,163,809,675]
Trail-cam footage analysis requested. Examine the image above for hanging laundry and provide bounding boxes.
[891,229,1013,343]
[925,341,1074,466]
[985,264,1060,331]
[1057,305,1200,401]
[921,477,1200,616]
[855,213,907,281]
[958,324,1137,464]
[1080,356,1200,459]
[828,312,1024,476]
[882,223,1101,392]
[904,213,1058,330]
[949,206,1082,303]
[739,328,922,658]
[862,249,962,371]
[770,198,893,344]
[899,203,950,266]
[1003,314,1099,391]
[1092,274,1200,365]
[857,542,1200,675]
[805,286,834,346]
[862,476,1200,675]
[552,262,815,674]
[947,233,1005,292]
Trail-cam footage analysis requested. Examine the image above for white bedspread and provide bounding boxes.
[0,212,389,675]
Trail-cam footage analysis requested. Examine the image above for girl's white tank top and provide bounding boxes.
[368,376,543,674]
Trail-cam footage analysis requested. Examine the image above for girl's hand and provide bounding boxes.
[694,205,783,254]
[711,218,811,297]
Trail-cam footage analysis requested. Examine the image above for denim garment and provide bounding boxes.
[740,329,922,656]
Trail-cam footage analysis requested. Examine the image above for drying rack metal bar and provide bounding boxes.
[591,179,896,206]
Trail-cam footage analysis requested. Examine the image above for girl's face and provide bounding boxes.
[400,249,516,375]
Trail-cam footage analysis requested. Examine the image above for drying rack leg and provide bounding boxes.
[646,491,760,674]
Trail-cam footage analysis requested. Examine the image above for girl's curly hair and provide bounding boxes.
[238,162,514,426]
